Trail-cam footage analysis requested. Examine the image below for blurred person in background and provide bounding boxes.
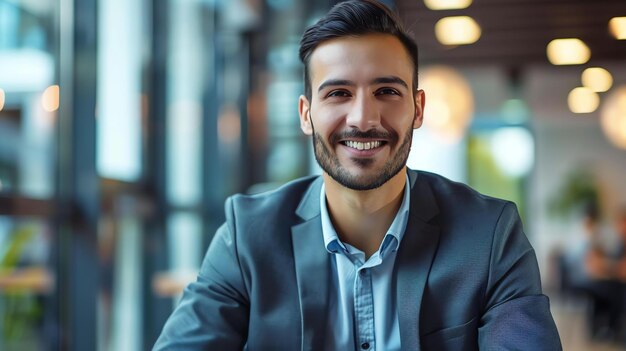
[611,207,626,280]
[153,1,561,350]
[564,204,622,339]
[610,206,626,341]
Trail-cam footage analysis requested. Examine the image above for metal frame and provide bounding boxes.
[56,0,99,349]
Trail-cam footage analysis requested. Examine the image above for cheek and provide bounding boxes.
[381,103,415,127]
[312,108,346,136]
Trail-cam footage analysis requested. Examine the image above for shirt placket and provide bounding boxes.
[354,262,375,351]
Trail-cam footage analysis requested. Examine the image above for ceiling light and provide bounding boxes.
[582,67,613,93]
[600,86,626,149]
[568,87,599,114]
[42,85,60,112]
[424,0,472,10]
[435,16,481,46]
[609,17,626,40]
[546,38,590,65]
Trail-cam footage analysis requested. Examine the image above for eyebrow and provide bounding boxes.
[317,79,355,93]
[371,76,409,90]
[317,76,409,93]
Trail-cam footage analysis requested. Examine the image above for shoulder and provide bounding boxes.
[411,170,511,207]
[409,169,519,236]
[414,170,507,204]
[224,175,320,227]
[217,176,321,270]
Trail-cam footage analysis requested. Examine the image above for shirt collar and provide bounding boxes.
[320,172,411,258]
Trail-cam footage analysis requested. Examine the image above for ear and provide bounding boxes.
[413,89,425,129]
[298,95,313,135]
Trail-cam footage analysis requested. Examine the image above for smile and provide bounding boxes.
[341,140,385,150]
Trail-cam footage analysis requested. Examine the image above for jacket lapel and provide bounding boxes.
[397,170,441,351]
[291,177,330,351]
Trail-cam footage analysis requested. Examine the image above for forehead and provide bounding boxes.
[308,34,414,88]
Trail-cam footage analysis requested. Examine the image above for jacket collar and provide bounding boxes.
[295,176,323,221]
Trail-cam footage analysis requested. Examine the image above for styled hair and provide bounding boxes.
[299,0,419,100]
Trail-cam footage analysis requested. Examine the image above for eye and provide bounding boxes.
[375,88,401,96]
[326,90,351,98]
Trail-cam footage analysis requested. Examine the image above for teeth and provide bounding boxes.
[345,141,382,150]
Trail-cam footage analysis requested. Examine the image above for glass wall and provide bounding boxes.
[0,1,58,349]
[0,1,57,197]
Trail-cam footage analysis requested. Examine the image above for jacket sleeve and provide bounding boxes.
[478,202,562,350]
[153,197,249,350]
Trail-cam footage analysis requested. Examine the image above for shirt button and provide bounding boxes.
[361,342,370,349]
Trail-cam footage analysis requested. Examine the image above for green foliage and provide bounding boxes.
[0,225,41,349]
[1,226,36,268]
[467,134,526,221]
[548,169,599,218]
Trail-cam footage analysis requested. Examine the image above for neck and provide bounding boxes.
[323,168,407,258]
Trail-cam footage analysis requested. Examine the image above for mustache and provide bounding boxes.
[329,129,397,144]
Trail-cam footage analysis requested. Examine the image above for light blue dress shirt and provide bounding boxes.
[320,174,411,351]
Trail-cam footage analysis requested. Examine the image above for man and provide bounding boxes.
[154,1,562,350]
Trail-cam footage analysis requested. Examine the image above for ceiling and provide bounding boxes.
[395,0,626,68]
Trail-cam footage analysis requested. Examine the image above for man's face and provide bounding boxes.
[298,34,424,191]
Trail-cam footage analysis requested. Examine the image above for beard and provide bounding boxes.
[311,120,414,191]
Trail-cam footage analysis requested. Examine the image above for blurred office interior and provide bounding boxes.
[1,0,626,349]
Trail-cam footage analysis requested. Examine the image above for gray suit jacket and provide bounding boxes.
[154,169,562,350]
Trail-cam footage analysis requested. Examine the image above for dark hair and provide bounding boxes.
[299,0,419,100]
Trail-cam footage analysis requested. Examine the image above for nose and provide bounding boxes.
[346,93,381,131]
